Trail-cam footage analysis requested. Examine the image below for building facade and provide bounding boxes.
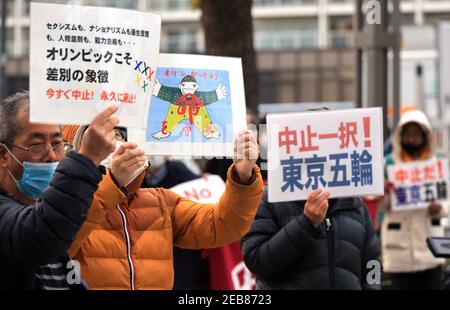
[1,0,450,105]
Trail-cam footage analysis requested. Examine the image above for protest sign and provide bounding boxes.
[30,2,161,128]
[267,108,384,202]
[387,158,449,211]
[128,53,247,157]
[170,175,226,204]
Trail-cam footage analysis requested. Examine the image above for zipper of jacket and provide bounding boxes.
[117,205,135,290]
[325,217,335,290]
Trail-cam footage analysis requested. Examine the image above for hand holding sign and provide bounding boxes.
[428,203,442,216]
[304,189,331,228]
[79,105,119,166]
[112,142,147,187]
[233,130,259,184]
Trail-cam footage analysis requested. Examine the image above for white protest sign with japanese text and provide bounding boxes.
[170,175,226,204]
[128,53,247,157]
[30,3,160,128]
[267,108,384,203]
[387,158,449,212]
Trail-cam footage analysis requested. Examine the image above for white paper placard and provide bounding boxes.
[388,158,449,211]
[30,2,161,128]
[170,175,226,204]
[267,108,384,203]
[128,53,247,157]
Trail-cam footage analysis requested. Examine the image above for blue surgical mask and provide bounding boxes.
[4,146,59,200]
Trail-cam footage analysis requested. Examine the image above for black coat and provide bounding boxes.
[0,151,103,289]
[241,189,381,290]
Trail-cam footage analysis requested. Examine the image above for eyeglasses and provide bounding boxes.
[7,142,71,159]
[114,129,127,142]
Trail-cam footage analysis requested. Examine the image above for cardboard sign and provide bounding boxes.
[30,3,161,128]
[267,108,384,203]
[388,158,449,211]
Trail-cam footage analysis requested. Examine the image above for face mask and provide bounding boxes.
[4,146,58,200]
[401,141,426,157]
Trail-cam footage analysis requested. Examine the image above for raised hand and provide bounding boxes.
[233,130,259,184]
[79,105,119,166]
[111,142,147,187]
[304,189,330,228]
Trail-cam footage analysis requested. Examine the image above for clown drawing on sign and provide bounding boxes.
[151,75,227,140]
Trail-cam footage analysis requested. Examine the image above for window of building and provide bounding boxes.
[22,27,29,55]
[161,29,200,53]
[5,28,14,56]
[254,28,318,50]
[253,0,318,6]
[5,0,14,17]
[102,0,136,9]
[81,0,137,9]
[147,0,191,11]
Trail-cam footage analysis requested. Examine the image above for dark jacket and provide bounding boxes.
[241,189,381,290]
[0,151,103,289]
[204,158,234,182]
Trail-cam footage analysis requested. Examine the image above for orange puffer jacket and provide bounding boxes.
[68,165,263,290]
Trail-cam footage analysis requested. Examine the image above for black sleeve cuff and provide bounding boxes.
[65,151,103,181]
[297,214,322,239]
[107,168,129,196]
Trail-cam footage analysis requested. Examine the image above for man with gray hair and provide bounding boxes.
[0,90,119,289]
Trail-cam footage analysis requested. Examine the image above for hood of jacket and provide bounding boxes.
[391,110,436,163]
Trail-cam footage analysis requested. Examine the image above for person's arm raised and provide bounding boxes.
[79,105,119,166]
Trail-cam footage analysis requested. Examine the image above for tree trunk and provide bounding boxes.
[200,0,258,113]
